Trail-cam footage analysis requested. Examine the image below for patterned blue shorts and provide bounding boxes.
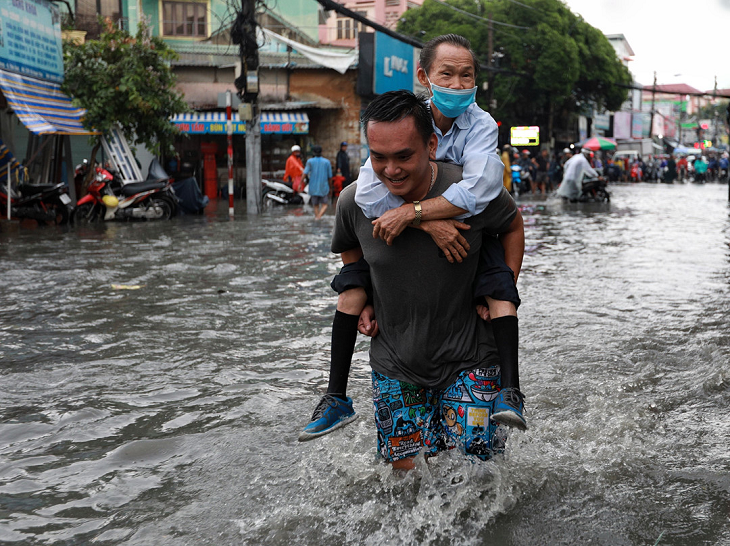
[371,367,507,462]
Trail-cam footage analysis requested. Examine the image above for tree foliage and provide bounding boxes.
[398,0,633,139]
[62,19,188,155]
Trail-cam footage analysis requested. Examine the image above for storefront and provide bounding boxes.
[170,110,310,193]
[0,0,96,204]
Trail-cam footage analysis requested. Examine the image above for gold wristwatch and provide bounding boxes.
[413,201,422,226]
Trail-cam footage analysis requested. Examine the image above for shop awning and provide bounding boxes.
[0,70,97,135]
[260,112,309,134]
[171,111,309,135]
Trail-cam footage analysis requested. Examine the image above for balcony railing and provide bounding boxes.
[71,14,129,40]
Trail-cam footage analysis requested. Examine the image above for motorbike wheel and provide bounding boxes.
[147,197,174,220]
[161,192,179,216]
[596,190,610,203]
[50,203,71,225]
[72,203,101,225]
[261,188,276,211]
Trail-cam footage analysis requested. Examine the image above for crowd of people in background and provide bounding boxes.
[281,141,730,214]
[501,146,730,195]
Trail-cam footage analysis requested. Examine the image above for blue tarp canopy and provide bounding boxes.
[0,69,96,135]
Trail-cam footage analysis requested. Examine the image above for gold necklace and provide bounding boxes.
[428,162,435,193]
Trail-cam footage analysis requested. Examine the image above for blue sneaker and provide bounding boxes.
[491,388,527,430]
[298,394,358,442]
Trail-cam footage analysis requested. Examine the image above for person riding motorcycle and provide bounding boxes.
[556,147,601,201]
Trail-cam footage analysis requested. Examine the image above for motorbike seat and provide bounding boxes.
[119,181,167,196]
[17,183,61,196]
[581,178,602,191]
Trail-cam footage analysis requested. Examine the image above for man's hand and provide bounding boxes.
[358,305,379,337]
[475,302,490,321]
[420,219,471,263]
[371,204,413,245]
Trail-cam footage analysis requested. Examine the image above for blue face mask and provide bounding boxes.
[427,79,477,118]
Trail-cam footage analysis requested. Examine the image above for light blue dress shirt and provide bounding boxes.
[354,102,505,219]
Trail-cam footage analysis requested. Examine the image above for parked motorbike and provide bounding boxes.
[74,159,90,199]
[72,165,178,224]
[261,179,310,210]
[0,181,73,225]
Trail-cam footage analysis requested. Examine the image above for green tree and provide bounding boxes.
[398,0,632,144]
[62,18,188,158]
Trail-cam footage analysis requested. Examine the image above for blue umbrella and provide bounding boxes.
[673,146,693,155]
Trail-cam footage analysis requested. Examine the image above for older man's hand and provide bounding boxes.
[420,219,471,263]
[358,305,379,337]
[371,204,413,245]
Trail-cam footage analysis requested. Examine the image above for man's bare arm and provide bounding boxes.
[340,247,363,265]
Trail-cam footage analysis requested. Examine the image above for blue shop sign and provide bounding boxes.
[0,0,64,83]
[171,112,309,134]
[374,32,414,94]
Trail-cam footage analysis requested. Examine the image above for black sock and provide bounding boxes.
[491,315,519,390]
[327,310,360,400]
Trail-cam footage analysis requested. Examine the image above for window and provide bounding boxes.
[336,12,367,40]
[163,1,207,37]
[336,16,351,40]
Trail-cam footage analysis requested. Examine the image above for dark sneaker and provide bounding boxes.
[491,388,527,430]
[298,394,358,442]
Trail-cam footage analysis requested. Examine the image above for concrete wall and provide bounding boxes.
[259,69,290,102]
[290,69,361,176]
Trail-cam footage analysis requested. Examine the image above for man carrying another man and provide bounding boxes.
[332,90,523,468]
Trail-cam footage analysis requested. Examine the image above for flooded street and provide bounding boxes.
[2,182,730,545]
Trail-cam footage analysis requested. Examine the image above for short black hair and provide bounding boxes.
[361,90,433,146]
[312,145,322,155]
[419,34,479,78]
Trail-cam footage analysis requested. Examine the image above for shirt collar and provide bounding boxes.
[453,102,477,131]
[427,99,476,135]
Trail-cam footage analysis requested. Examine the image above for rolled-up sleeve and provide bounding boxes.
[440,114,505,218]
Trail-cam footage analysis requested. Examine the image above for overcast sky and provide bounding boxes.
[562,0,730,93]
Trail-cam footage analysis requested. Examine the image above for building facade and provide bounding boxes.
[65,0,362,194]
[318,0,423,48]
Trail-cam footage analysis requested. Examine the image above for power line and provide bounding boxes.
[500,0,537,11]
[311,0,527,76]
[615,82,730,100]
[430,0,531,29]
[314,0,424,48]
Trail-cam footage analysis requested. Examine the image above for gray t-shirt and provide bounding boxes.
[332,162,518,389]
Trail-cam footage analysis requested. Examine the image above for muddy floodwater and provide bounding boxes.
[1,182,730,545]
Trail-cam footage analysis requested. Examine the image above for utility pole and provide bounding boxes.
[486,13,494,111]
[713,76,718,145]
[678,96,685,145]
[233,0,261,214]
[226,90,234,217]
[649,71,656,139]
